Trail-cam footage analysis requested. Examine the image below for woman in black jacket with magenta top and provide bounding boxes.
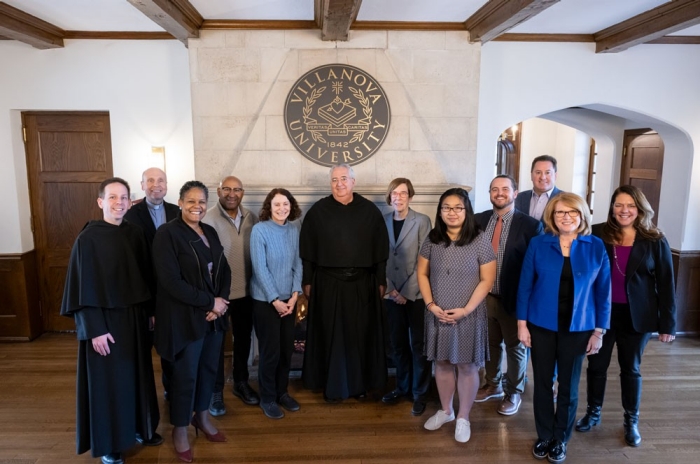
[576,185,676,447]
[153,181,231,463]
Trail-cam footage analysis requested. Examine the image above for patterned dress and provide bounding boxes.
[420,232,495,365]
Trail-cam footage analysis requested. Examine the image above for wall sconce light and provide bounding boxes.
[150,146,166,172]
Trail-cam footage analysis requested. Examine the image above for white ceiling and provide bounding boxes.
[2,0,699,35]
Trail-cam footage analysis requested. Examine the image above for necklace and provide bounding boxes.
[612,243,632,276]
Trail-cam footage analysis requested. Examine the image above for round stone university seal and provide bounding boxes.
[284,64,391,167]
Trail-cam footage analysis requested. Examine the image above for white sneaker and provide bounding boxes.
[424,409,455,430]
[455,418,471,442]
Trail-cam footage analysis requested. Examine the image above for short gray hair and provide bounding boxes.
[329,163,355,180]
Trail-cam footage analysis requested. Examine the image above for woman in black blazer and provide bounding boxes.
[576,185,676,447]
[153,181,231,463]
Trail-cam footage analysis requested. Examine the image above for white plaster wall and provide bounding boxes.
[477,42,700,250]
[188,30,480,192]
[518,118,590,200]
[0,39,194,253]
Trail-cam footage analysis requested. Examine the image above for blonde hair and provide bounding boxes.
[543,192,592,236]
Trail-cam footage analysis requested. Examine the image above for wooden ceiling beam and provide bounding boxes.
[0,2,64,49]
[595,0,700,53]
[315,0,363,41]
[126,0,202,44]
[465,0,560,43]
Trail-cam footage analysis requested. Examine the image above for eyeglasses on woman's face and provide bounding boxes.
[554,210,580,218]
[441,206,465,214]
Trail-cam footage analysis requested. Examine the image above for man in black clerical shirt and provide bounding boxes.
[124,167,179,405]
[61,178,161,464]
[300,164,389,401]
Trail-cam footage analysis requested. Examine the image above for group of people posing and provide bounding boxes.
[61,155,676,464]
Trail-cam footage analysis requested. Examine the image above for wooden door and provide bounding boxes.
[620,129,664,224]
[23,112,113,332]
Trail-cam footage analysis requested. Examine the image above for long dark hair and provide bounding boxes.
[259,188,302,222]
[600,185,663,243]
[428,188,478,247]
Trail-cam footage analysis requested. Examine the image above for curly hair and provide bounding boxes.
[179,180,208,201]
[428,187,478,247]
[259,188,302,222]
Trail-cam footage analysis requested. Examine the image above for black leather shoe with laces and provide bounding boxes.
[233,381,260,405]
[209,391,226,416]
[278,393,300,412]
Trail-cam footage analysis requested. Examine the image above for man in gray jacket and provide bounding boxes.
[203,176,260,415]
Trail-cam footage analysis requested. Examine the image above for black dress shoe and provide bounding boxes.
[278,393,300,412]
[135,432,163,446]
[411,400,427,416]
[260,401,285,419]
[532,438,551,460]
[547,440,566,463]
[381,389,406,404]
[101,452,124,464]
[233,381,260,405]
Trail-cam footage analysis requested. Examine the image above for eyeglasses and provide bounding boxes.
[441,206,465,213]
[554,210,580,218]
[391,191,409,198]
[331,176,351,184]
[221,187,244,195]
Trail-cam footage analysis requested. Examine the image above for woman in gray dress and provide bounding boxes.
[417,188,496,443]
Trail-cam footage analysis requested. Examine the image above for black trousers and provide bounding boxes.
[252,299,296,403]
[384,298,430,400]
[585,303,651,416]
[214,295,254,392]
[530,323,591,443]
[170,330,223,427]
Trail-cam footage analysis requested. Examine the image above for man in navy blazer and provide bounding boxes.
[514,155,563,223]
[474,175,543,416]
[124,167,179,413]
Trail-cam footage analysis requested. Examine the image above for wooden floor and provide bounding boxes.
[1,334,699,464]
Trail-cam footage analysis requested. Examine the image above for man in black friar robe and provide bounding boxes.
[60,178,161,464]
[300,164,389,401]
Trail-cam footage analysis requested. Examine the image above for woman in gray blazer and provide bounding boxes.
[380,178,432,416]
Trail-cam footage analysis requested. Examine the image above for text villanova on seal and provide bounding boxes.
[284,64,391,167]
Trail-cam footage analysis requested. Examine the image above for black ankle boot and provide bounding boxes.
[575,405,602,432]
[623,412,641,446]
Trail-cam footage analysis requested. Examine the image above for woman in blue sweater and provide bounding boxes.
[250,188,303,420]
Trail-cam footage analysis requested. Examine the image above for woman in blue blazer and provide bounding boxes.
[517,193,611,463]
[575,186,676,447]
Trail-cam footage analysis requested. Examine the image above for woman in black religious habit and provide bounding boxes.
[152,181,231,463]
[61,177,161,464]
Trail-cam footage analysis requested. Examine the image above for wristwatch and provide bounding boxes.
[594,328,606,335]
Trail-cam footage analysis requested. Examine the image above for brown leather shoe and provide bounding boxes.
[497,393,522,416]
[474,383,504,403]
